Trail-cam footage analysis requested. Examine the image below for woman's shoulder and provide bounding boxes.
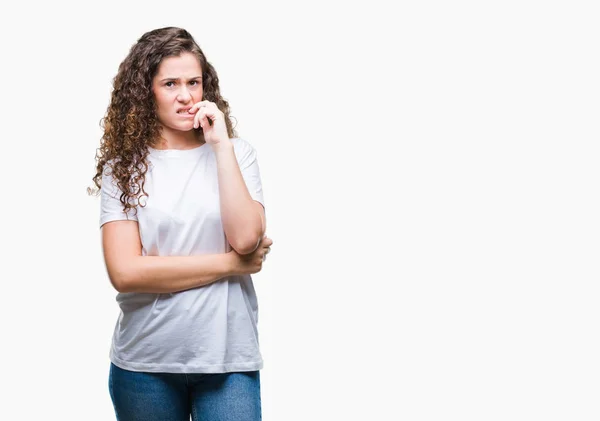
[229,137,259,156]
[230,137,254,149]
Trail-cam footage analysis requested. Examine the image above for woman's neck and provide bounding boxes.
[152,128,205,150]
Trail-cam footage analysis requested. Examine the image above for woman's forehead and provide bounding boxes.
[156,53,202,78]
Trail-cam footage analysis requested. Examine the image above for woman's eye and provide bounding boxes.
[165,81,175,87]
[189,80,199,86]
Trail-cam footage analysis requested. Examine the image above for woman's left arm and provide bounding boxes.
[214,140,265,255]
[190,101,266,255]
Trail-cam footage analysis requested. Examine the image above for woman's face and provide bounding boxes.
[152,52,203,133]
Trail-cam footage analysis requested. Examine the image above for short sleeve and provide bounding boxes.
[233,138,265,207]
[99,164,138,228]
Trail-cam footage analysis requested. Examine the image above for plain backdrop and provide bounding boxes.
[0,0,598,420]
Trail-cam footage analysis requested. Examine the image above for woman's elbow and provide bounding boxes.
[107,267,134,293]
[230,235,261,255]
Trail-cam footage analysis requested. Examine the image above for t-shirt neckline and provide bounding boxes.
[147,142,208,158]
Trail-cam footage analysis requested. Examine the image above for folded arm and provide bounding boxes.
[102,220,235,293]
[214,140,266,255]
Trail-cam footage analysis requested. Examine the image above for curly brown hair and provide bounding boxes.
[88,27,237,214]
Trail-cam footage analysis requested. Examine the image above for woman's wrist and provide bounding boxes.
[211,138,233,154]
[223,251,240,277]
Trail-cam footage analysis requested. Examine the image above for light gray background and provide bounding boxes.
[0,0,598,420]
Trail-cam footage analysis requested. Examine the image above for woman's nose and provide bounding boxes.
[177,87,192,102]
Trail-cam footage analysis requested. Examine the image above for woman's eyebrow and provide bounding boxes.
[159,76,203,82]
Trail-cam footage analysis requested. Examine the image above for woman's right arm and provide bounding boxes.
[102,220,272,294]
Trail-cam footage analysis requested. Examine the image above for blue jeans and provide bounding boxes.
[108,363,261,421]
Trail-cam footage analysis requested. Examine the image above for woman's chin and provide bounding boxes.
[176,122,195,132]
[161,121,199,134]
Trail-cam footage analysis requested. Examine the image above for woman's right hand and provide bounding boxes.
[228,236,273,275]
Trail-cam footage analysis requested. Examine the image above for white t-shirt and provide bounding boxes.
[100,137,265,374]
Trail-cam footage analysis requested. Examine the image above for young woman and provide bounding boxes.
[90,26,272,421]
